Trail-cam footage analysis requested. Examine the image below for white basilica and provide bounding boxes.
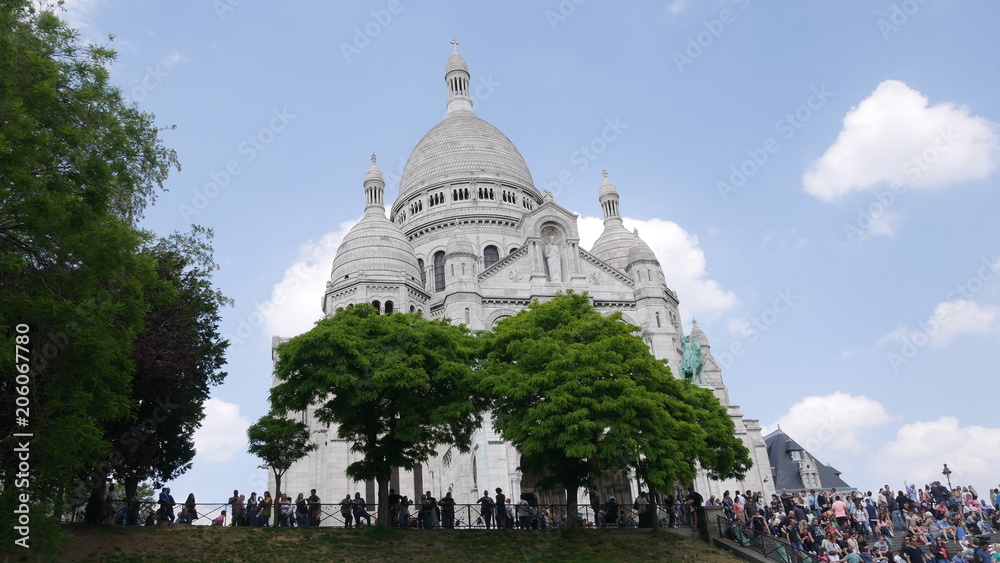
[270,45,774,511]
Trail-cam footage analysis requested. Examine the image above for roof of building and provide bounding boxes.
[764,428,853,493]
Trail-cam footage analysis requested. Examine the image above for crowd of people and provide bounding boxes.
[720,482,1000,563]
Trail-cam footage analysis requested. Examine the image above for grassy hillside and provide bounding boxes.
[6,524,740,562]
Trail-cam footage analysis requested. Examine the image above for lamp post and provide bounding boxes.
[941,463,952,490]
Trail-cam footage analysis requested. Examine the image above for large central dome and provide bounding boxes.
[397,111,535,200]
[394,46,536,206]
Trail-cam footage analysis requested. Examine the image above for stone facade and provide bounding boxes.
[270,46,774,513]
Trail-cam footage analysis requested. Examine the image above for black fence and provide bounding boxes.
[67,501,695,530]
[717,514,815,563]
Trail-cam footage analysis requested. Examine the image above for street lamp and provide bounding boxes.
[941,463,952,490]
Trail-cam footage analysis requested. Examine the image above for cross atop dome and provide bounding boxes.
[602,168,608,178]
[451,37,459,50]
[371,152,377,164]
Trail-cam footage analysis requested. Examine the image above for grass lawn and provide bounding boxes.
[5,524,741,562]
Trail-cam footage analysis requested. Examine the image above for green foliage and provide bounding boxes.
[96,227,231,503]
[246,414,317,496]
[270,304,486,525]
[479,291,750,526]
[0,0,181,548]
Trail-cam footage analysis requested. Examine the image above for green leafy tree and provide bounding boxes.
[270,304,486,527]
[479,291,751,529]
[246,414,317,498]
[0,0,178,548]
[86,228,230,518]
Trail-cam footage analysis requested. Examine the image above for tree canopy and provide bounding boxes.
[246,414,317,498]
[0,0,212,549]
[478,291,751,528]
[270,304,487,527]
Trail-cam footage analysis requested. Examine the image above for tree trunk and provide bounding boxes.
[565,479,581,529]
[651,488,661,531]
[273,469,283,499]
[124,476,139,507]
[84,483,105,525]
[376,471,391,527]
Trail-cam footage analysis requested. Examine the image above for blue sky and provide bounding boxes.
[61,0,1000,505]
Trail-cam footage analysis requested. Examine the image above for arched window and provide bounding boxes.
[418,258,426,288]
[384,301,394,315]
[371,300,381,314]
[655,312,661,328]
[464,308,470,325]
[410,304,415,313]
[483,245,499,269]
[433,251,446,293]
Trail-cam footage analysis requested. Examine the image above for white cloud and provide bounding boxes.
[666,0,689,14]
[193,398,251,463]
[578,215,738,320]
[264,219,359,338]
[803,80,1000,201]
[873,417,1000,492]
[763,392,891,456]
[875,299,1000,349]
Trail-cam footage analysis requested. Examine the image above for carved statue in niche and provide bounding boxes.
[544,235,561,282]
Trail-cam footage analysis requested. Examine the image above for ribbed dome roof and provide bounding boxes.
[627,237,659,265]
[446,49,469,75]
[590,223,635,270]
[599,173,618,198]
[329,214,422,287]
[397,111,535,201]
[446,229,476,256]
[689,320,710,348]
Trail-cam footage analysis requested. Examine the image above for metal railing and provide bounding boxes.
[67,501,693,530]
[717,515,815,563]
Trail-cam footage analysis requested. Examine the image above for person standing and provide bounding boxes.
[184,493,197,524]
[228,490,244,526]
[295,493,308,527]
[494,488,507,529]
[353,492,372,527]
[157,486,176,526]
[439,492,456,529]
[308,489,322,526]
[258,492,273,527]
[388,488,402,527]
[477,490,494,529]
[105,484,119,525]
[686,487,704,528]
[339,494,354,528]
[246,492,258,527]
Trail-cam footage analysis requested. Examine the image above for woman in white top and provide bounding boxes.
[823,534,843,563]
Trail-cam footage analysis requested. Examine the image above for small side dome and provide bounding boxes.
[446,48,469,75]
[446,229,476,257]
[689,319,710,349]
[627,237,659,265]
[365,154,384,184]
[599,169,618,198]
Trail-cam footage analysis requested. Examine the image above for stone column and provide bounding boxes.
[697,505,725,543]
